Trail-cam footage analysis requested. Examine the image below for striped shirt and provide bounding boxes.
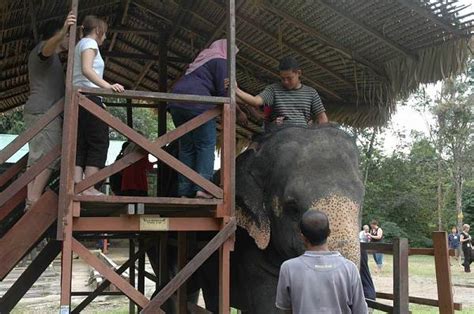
[258,83,325,126]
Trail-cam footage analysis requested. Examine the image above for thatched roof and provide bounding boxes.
[1,0,473,131]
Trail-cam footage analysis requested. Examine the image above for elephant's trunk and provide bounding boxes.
[309,194,361,266]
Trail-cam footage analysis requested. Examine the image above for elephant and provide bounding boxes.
[196,124,366,313]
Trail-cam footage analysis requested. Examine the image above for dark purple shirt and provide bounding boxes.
[168,58,228,113]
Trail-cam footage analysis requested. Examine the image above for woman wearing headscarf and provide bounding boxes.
[168,39,235,199]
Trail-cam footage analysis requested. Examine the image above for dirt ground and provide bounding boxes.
[1,246,473,313]
[367,255,474,313]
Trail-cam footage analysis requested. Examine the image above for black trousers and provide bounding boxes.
[462,246,472,272]
[76,96,109,168]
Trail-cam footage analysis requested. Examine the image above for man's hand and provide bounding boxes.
[41,11,76,57]
[275,116,286,124]
[61,11,77,35]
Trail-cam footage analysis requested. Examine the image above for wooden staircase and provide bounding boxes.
[0,190,58,281]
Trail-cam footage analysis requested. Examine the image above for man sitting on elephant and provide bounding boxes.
[276,210,368,314]
[236,56,328,129]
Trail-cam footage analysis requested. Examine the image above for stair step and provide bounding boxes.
[0,190,58,281]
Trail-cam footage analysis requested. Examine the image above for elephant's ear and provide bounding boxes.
[235,150,270,250]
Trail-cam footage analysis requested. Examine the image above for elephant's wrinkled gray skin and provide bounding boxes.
[198,124,365,313]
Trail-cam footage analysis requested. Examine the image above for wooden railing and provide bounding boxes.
[362,231,460,314]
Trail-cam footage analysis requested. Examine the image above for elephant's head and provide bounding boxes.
[235,125,364,264]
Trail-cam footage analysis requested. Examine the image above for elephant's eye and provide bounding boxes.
[284,199,300,216]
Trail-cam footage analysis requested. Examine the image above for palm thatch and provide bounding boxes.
[1,0,473,133]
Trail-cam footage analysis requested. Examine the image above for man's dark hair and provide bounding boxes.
[299,210,331,246]
[370,220,378,226]
[278,56,300,71]
[39,20,63,40]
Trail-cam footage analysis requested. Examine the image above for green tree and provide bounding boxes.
[0,109,26,134]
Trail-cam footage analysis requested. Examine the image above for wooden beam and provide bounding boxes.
[73,194,221,206]
[141,218,236,313]
[77,87,229,104]
[157,34,168,197]
[366,299,394,312]
[27,0,39,43]
[132,0,194,89]
[58,2,78,310]
[0,240,61,313]
[376,293,463,311]
[0,99,63,164]
[0,190,58,280]
[71,245,148,314]
[0,187,27,222]
[106,0,132,65]
[0,146,60,207]
[73,217,221,232]
[110,26,160,36]
[397,0,466,35]
[433,231,455,314]
[210,1,354,88]
[72,238,149,309]
[137,239,146,311]
[317,0,418,60]
[177,233,188,313]
[260,2,387,79]
[102,51,189,63]
[393,238,409,314]
[0,154,27,189]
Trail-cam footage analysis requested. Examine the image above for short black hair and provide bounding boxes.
[299,210,330,246]
[278,56,300,71]
[39,20,63,40]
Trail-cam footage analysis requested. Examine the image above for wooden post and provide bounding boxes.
[129,239,136,314]
[138,239,146,311]
[157,33,168,197]
[393,238,409,314]
[225,0,236,218]
[126,99,133,128]
[219,238,232,314]
[59,0,79,311]
[177,232,188,314]
[433,231,455,314]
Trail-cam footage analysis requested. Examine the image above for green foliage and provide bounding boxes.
[106,106,175,141]
[0,109,26,134]
[361,137,442,247]
[362,59,474,247]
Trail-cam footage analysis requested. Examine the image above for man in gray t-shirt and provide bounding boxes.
[23,12,76,208]
[276,211,368,314]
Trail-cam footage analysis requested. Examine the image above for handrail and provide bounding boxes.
[77,87,231,105]
[0,99,63,164]
[361,242,456,256]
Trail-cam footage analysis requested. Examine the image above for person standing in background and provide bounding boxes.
[448,226,462,267]
[370,220,384,273]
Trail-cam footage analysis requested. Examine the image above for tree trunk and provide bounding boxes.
[455,173,463,231]
[437,157,443,231]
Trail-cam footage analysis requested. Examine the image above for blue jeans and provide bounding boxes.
[373,253,384,266]
[169,107,216,197]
